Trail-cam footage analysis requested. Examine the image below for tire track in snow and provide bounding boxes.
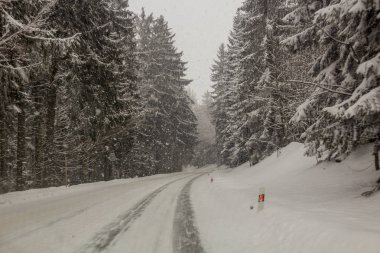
[173,174,206,253]
[77,174,197,253]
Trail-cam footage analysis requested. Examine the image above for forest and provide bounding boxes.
[0,0,197,192]
[0,0,379,193]
[210,0,380,173]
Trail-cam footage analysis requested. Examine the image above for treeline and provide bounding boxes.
[211,0,380,168]
[0,0,197,192]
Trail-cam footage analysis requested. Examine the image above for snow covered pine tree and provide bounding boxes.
[131,11,197,176]
[283,0,380,187]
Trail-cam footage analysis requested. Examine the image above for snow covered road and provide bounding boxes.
[0,172,207,253]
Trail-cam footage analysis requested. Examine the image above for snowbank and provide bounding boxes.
[192,142,380,253]
[0,173,182,206]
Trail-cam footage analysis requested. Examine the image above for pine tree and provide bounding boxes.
[230,1,267,165]
[256,0,290,155]
[221,12,248,167]
[132,12,197,175]
[211,44,229,165]
[0,0,59,190]
[211,0,322,167]
[211,39,241,166]
[283,0,380,161]
[0,0,140,191]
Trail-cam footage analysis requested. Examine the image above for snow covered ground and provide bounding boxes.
[1,143,379,253]
[0,172,207,253]
[192,142,380,253]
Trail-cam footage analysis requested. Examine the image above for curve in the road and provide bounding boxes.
[173,174,206,253]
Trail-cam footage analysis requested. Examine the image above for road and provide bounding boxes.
[0,172,207,253]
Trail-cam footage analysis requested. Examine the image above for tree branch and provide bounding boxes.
[280,79,352,96]
[305,2,360,63]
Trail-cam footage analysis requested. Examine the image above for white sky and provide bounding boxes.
[128,0,242,100]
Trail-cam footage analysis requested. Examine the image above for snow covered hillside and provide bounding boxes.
[192,142,380,253]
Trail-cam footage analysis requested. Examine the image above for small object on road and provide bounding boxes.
[250,205,254,210]
[211,177,213,183]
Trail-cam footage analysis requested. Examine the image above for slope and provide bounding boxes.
[192,142,380,253]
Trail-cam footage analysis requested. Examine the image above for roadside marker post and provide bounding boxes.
[258,187,265,212]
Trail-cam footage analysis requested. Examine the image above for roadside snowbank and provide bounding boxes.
[0,173,179,206]
[192,142,380,253]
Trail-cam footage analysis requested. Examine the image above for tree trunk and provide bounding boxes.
[43,85,57,187]
[0,0,7,180]
[374,142,379,171]
[171,126,177,173]
[82,157,88,183]
[32,82,44,187]
[103,153,111,181]
[16,95,26,191]
[0,102,6,179]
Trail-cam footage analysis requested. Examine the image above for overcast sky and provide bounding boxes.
[129,0,242,101]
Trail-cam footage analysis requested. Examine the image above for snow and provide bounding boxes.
[345,86,380,118]
[357,53,380,76]
[1,143,379,253]
[9,104,22,114]
[3,9,25,29]
[324,52,380,119]
[323,103,345,117]
[0,173,199,253]
[16,66,29,82]
[314,0,366,21]
[314,3,341,22]
[349,0,367,14]
[104,176,203,253]
[0,179,130,206]
[290,98,314,122]
[191,142,380,253]
[280,34,299,50]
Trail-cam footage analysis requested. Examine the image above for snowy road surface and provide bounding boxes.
[0,172,207,253]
